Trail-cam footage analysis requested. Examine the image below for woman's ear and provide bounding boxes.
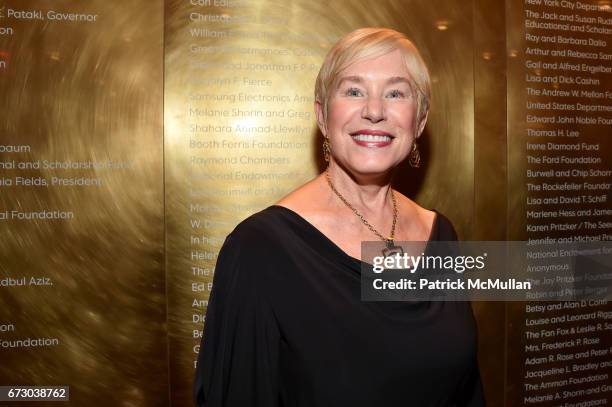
[315,100,327,136]
[416,110,429,138]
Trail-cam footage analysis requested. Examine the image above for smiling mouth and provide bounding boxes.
[350,131,394,147]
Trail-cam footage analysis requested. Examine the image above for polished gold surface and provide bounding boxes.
[164,2,320,404]
[0,0,166,405]
[390,4,475,237]
[472,0,508,405]
[164,0,475,404]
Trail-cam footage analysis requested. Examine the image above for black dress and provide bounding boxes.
[194,205,485,406]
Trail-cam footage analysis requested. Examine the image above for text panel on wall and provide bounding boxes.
[506,0,612,405]
[0,0,167,405]
[163,0,475,404]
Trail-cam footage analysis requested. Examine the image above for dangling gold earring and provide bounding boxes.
[323,137,331,163]
[408,142,421,168]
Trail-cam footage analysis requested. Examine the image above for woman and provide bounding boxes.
[194,28,484,406]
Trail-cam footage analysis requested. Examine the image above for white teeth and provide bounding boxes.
[352,134,392,142]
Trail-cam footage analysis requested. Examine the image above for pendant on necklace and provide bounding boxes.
[382,239,404,258]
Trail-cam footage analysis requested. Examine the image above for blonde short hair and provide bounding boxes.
[315,28,431,126]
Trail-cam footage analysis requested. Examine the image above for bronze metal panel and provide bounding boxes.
[164,0,475,404]
[505,0,612,405]
[0,1,167,405]
[472,0,508,405]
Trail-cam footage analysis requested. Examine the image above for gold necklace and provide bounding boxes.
[325,169,402,256]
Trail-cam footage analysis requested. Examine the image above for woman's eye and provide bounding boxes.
[345,88,363,97]
[387,89,405,99]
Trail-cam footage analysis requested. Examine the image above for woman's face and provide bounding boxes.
[317,49,425,177]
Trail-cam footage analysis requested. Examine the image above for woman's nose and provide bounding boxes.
[362,96,385,123]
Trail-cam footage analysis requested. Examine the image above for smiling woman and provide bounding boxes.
[318,50,424,180]
[194,28,485,407]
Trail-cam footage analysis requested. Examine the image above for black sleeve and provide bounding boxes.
[437,212,487,406]
[464,368,486,406]
[453,349,486,406]
[435,211,459,241]
[193,230,281,407]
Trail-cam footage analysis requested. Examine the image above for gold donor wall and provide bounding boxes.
[0,0,167,406]
[505,0,612,405]
[0,0,609,406]
[164,0,474,405]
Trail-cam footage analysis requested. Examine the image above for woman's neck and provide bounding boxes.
[325,161,394,215]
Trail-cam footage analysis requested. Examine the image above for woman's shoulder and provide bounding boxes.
[430,211,459,241]
[214,207,295,272]
[227,206,291,245]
